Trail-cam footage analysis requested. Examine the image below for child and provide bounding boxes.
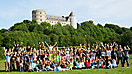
[20,61,24,72]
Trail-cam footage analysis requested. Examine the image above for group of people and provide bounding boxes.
[4,41,130,72]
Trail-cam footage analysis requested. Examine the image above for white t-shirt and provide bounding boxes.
[91,52,96,59]
[81,62,85,67]
[48,46,53,51]
[106,50,111,57]
[101,51,106,56]
[112,60,117,66]
[77,62,83,68]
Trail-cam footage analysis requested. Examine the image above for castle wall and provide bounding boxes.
[32,9,76,28]
[32,10,46,24]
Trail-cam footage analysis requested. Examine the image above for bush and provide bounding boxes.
[0,47,5,60]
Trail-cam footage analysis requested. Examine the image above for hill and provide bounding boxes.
[0,20,132,59]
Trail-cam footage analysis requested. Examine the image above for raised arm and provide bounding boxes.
[42,42,45,47]
[31,44,35,48]
[88,43,90,50]
[12,47,14,53]
[127,45,130,51]
[20,42,23,46]
[53,42,57,47]
[14,41,16,47]
[4,47,7,55]
[45,41,49,47]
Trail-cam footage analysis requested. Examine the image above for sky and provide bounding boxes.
[0,0,132,29]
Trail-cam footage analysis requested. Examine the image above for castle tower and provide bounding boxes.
[69,12,77,29]
[32,10,46,24]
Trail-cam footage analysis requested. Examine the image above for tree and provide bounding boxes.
[130,27,132,31]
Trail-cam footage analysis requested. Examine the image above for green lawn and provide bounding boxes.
[0,55,132,74]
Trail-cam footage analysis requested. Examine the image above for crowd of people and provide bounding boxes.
[4,41,130,72]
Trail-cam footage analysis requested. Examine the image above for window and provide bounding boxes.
[40,19,42,21]
[40,16,42,17]
[33,12,36,14]
[40,12,42,14]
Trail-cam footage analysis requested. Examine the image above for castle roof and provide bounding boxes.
[69,12,75,16]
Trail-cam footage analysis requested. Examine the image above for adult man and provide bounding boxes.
[122,45,130,67]
[14,41,23,51]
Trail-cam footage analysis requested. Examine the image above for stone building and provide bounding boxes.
[32,9,77,29]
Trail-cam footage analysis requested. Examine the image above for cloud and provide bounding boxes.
[0,0,132,29]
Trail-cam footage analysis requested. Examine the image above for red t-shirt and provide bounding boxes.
[85,62,90,67]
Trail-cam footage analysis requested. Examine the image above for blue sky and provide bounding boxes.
[0,0,132,29]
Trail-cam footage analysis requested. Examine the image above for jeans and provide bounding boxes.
[10,63,15,71]
[117,57,123,65]
[20,67,24,72]
[122,57,129,67]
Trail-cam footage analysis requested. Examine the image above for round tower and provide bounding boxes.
[69,12,77,29]
[32,10,46,24]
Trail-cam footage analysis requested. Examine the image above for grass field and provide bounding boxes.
[0,55,132,74]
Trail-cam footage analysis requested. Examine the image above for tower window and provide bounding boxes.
[40,12,42,14]
[40,16,42,17]
[40,19,42,21]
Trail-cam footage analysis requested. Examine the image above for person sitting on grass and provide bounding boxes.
[107,61,112,69]
[46,61,53,71]
[91,59,96,69]
[32,60,38,72]
[112,58,117,68]
[85,59,91,69]
[54,63,70,71]
[97,59,102,69]
[68,58,74,70]
[28,61,33,72]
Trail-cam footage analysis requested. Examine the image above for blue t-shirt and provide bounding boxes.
[5,55,11,62]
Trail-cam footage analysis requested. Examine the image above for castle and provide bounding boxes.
[32,9,77,29]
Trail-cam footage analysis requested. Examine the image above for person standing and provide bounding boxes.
[122,45,130,67]
[45,41,57,51]
[14,41,23,52]
[117,47,123,66]
[10,54,16,71]
[4,48,11,72]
